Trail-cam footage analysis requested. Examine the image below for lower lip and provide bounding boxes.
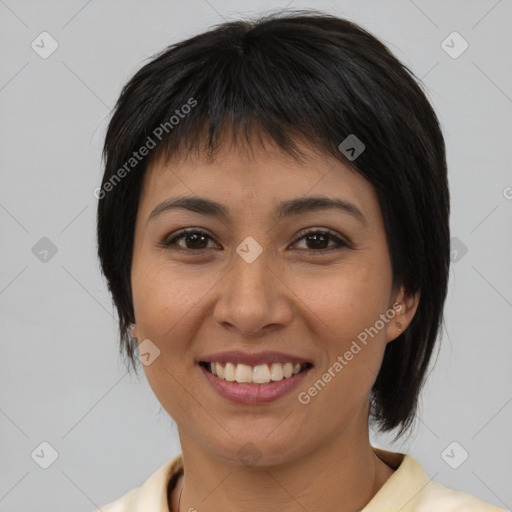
[199,364,312,404]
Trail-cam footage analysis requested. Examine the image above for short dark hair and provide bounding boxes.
[97,9,450,439]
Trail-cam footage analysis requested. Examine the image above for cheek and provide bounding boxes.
[131,260,201,418]
[291,259,392,340]
[289,262,392,392]
[131,258,202,336]
[290,274,390,428]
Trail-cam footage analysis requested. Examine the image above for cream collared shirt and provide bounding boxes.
[95,447,506,511]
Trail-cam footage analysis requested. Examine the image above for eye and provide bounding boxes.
[159,228,350,255]
[291,228,350,254]
[160,229,218,253]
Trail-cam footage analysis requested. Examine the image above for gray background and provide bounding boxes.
[1,0,511,511]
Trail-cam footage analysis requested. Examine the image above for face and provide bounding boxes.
[130,135,417,466]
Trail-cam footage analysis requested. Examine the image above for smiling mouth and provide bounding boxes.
[199,361,313,385]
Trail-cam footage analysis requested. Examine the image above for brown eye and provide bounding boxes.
[162,230,217,252]
[292,229,349,254]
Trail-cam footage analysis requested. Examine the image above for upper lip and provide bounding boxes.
[198,350,313,366]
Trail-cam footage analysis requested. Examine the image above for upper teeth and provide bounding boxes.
[208,362,306,384]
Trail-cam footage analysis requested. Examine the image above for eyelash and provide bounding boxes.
[159,228,350,255]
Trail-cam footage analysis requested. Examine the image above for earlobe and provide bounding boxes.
[386,288,420,343]
[129,323,138,339]
[385,316,403,344]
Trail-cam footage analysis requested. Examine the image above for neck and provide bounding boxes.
[172,423,394,512]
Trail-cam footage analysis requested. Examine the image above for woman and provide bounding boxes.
[95,10,504,512]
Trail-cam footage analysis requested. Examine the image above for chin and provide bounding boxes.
[204,430,309,469]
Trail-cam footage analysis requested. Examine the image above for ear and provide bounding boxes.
[385,287,420,343]
[129,323,138,339]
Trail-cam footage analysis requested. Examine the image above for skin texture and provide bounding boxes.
[130,135,419,512]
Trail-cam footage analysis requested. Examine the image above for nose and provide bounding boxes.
[212,246,293,337]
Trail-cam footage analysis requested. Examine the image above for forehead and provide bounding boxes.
[138,136,379,226]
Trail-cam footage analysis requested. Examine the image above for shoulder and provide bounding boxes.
[365,448,506,512]
[93,453,184,512]
[414,480,506,511]
[95,487,139,512]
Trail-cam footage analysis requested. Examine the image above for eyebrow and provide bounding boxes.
[147,195,367,227]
